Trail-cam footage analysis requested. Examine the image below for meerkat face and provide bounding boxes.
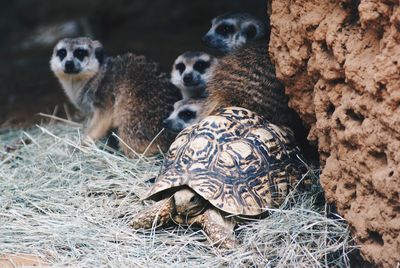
[171,51,217,97]
[50,37,104,80]
[163,99,204,133]
[202,12,266,53]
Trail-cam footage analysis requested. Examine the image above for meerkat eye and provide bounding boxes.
[193,60,211,74]
[175,63,186,74]
[244,24,257,39]
[73,48,89,61]
[56,48,67,60]
[178,109,196,122]
[215,23,235,37]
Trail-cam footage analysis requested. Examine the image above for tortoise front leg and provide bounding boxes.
[130,197,174,229]
[186,209,237,249]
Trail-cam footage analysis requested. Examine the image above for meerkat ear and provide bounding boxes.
[92,40,104,65]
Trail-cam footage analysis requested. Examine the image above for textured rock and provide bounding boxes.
[269,0,400,267]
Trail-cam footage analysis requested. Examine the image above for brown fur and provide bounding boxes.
[201,42,314,157]
[51,38,181,156]
[82,54,180,156]
[202,42,297,126]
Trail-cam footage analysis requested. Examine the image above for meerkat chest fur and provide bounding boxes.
[58,75,99,114]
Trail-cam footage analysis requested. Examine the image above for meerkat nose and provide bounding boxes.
[162,119,172,129]
[183,73,193,84]
[65,61,75,72]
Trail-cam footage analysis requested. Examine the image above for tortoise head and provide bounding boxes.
[173,188,206,217]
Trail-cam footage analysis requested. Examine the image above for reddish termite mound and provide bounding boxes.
[269,0,400,267]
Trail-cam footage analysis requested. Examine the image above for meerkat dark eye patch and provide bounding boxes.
[73,48,89,61]
[215,23,235,37]
[56,48,67,60]
[175,63,186,74]
[244,24,257,39]
[178,109,196,122]
[193,60,210,74]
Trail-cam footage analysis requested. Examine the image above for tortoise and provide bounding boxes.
[130,107,308,248]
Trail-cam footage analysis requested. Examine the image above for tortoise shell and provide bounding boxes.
[146,107,307,216]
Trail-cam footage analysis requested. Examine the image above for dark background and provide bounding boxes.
[0,0,266,128]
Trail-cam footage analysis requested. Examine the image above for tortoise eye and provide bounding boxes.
[175,63,185,74]
[73,48,89,61]
[190,195,200,203]
[216,23,235,37]
[56,48,67,60]
[193,60,210,74]
[178,109,196,122]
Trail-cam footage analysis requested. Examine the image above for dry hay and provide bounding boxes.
[0,123,354,267]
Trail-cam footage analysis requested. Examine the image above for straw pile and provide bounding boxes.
[0,123,354,267]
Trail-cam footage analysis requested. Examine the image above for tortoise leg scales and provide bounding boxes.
[189,209,237,249]
[130,198,174,229]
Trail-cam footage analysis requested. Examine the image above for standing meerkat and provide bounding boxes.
[50,37,180,156]
[200,13,313,157]
[200,12,300,130]
[170,51,218,100]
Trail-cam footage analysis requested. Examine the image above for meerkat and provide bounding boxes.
[170,51,218,100]
[201,13,315,157]
[200,12,297,127]
[50,37,180,156]
[202,12,269,54]
[162,98,205,133]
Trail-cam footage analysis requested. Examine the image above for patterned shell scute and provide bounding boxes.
[147,107,306,216]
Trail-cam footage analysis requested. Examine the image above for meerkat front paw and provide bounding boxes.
[80,135,96,149]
